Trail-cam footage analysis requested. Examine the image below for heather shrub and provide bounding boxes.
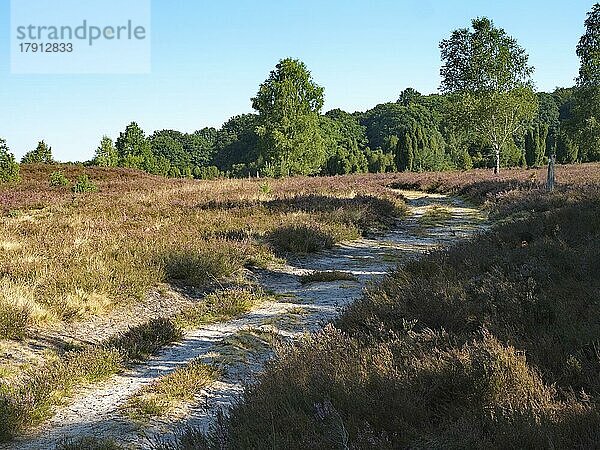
[184,327,594,449]
[268,224,335,253]
[339,193,600,395]
[105,318,183,361]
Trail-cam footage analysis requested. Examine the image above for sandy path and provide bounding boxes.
[6,191,486,450]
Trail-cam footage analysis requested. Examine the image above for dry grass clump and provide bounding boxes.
[299,270,358,284]
[159,243,247,286]
[418,205,452,226]
[124,360,221,421]
[174,288,268,329]
[0,303,30,341]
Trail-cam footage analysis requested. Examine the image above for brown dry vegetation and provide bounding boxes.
[160,163,600,449]
[0,164,405,342]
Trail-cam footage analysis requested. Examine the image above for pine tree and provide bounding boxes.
[525,124,548,167]
[0,138,20,183]
[21,140,54,164]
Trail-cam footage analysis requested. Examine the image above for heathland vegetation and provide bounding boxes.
[0,4,599,449]
[158,164,600,450]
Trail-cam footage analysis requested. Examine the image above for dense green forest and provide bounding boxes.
[1,5,599,181]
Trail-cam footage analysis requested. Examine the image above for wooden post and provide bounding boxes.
[546,154,556,192]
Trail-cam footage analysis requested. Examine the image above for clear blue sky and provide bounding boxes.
[0,0,596,161]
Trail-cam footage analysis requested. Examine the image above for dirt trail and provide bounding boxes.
[7,191,487,450]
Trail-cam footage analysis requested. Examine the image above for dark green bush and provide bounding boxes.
[71,174,98,193]
[49,171,70,187]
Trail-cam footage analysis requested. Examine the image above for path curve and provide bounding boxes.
[7,191,487,450]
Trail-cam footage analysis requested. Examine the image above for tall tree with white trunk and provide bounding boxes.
[439,17,538,174]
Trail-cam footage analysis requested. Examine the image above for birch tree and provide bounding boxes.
[440,17,537,174]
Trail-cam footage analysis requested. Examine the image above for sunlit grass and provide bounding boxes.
[124,360,221,422]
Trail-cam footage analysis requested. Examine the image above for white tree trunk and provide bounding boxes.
[494,147,500,175]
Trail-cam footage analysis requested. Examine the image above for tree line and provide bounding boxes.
[1,4,598,182]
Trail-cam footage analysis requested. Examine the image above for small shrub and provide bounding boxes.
[259,181,272,196]
[268,224,335,253]
[105,318,183,361]
[0,303,30,340]
[7,209,22,218]
[49,171,70,187]
[299,271,358,284]
[71,175,98,193]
